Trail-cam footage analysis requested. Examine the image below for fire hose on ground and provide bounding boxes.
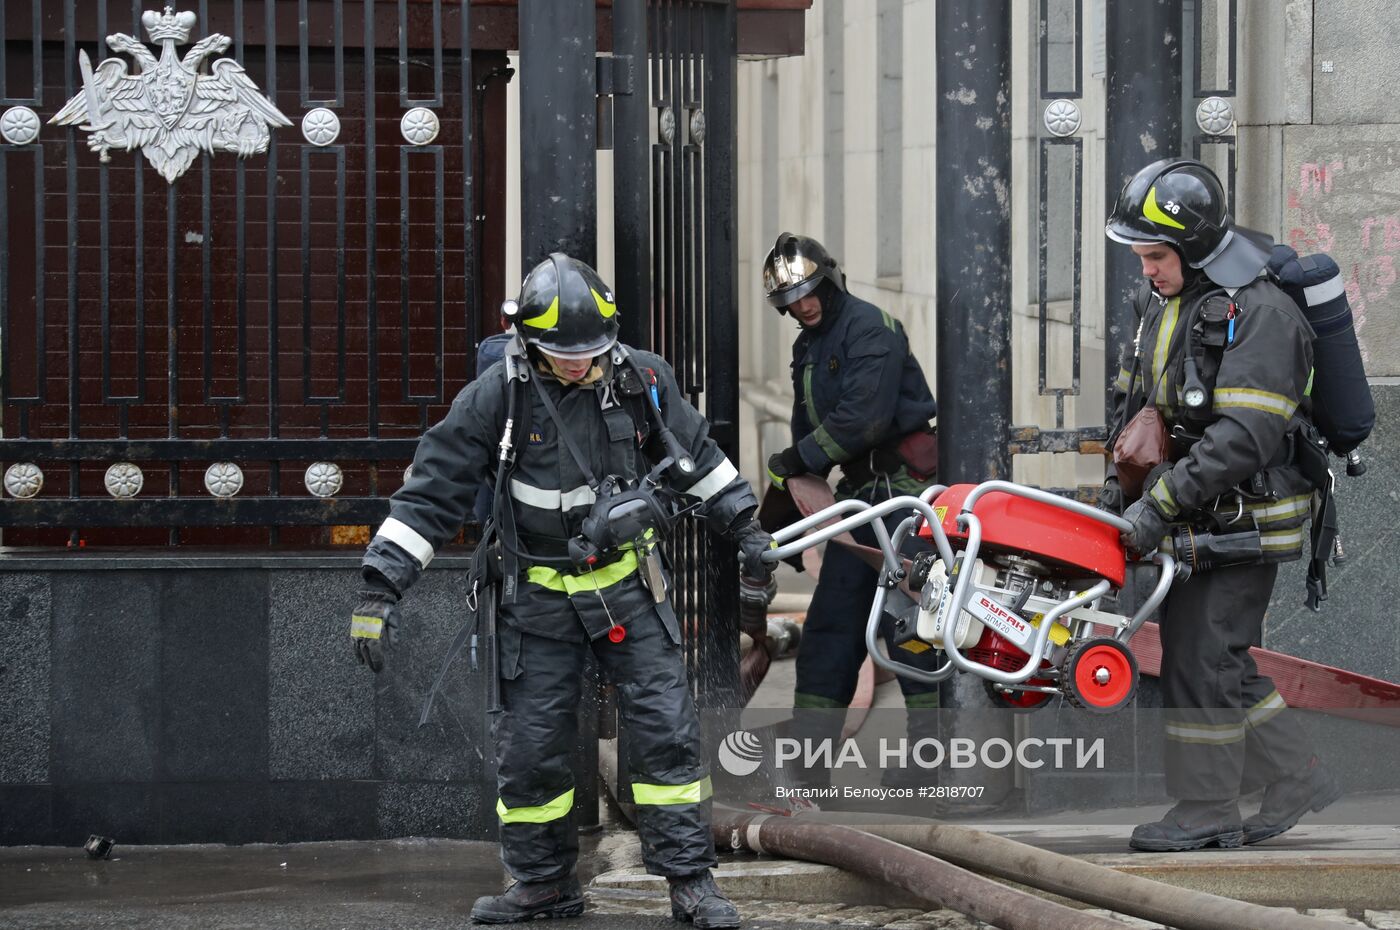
[602,657,1341,928]
[807,817,1344,930]
[709,810,1342,930]
[713,809,1125,930]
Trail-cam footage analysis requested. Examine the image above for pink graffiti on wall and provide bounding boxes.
[1287,159,1392,366]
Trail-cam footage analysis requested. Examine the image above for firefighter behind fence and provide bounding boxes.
[350,254,773,927]
[1102,158,1341,852]
[759,232,942,789]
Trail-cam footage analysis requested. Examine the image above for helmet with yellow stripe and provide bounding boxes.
[503,253,620,361]
[1106,158,1272,288]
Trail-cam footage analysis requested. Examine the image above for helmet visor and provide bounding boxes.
[528,333,616,362]
[1105,219,1169,247]
[764,274,822,308]
[763,248,824,307]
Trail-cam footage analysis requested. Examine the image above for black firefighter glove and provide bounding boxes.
[737,578,773,640]
[350,578,401,673]
[1098,476,1124,515]
[1121,498,1170,559]
[737,548,778,641]
[733,519,778,587]
[766,446,807,491]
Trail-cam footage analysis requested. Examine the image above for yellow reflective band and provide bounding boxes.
[1149,479,1179,519]
[1165,727,1246,745]
[497,788,574,824]
[1115,366,1133,391]
[631,776,713,806]
[813,425,849,463]
[1151,298,1181,402]
[527,548,641,595]
[802,364,818,429]
[766,467,787,490]
[1305,367,1315,397]
[523,295,559,330]
[1144,185,1187,230]
[1165,719,1246,744]
[350,616,383,639]
[592,287,617,319]
[879,309,897,333]
[1247,494,1311,525]
[1213,387,1297,420]
[1260,528,1305,551]
[1247,690,1287,725]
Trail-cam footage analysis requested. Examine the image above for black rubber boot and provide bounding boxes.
[470,875,585,924]
[1129,799,1244,852]
[668,869,740,929]
[1243,756,1343,845]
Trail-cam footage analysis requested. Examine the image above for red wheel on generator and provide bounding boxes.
[1064,637,1138,713]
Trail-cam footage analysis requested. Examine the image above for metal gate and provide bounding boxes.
[1,0,740,695]
[611,0,740,707]
[0,0,506,546]
[1020,0,1239,497]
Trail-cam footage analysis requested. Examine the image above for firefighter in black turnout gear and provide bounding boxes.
[1103,159,1341,851]
[351,255,769,927]
[760,233,942,781]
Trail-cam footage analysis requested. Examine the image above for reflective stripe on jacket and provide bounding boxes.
[1109,278,1317,562]
[790,291,937,498]
[362,344,757,639]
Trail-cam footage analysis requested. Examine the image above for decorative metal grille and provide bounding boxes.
[613,0,739,708]
[1023,0,1238,500]
[0,0,484,545]
[1189,0,1238,214]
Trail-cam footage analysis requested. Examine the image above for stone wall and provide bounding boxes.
[0,554,491,845]
[737,0,1400,485]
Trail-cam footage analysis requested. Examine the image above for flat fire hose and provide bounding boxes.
[714,810,1128,930]
[811,815,1345,930]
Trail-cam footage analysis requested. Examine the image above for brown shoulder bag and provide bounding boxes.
[1111,306,1190,500]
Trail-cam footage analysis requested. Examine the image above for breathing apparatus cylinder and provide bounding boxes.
[1268,246,1374,458]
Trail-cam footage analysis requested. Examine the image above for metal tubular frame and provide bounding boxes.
[764,480,1174,690]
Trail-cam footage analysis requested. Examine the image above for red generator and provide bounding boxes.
[906,481,1174,712]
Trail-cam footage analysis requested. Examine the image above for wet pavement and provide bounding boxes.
[0,838,891,930]
[5,620,1397,928]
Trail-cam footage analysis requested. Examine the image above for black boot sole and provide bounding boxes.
[1242,778,1344,845]
[1128,828,1244,852]
[471,898,585,924]
[671,905,741,929]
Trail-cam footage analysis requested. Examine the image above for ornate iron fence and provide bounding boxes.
[0,0,488,545]
[613,0,739,707]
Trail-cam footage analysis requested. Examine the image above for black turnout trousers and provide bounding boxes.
[492,603,715,882]
[1159,562,1314,800]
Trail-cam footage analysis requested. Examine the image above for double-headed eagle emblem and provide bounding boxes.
[50,7,291,183]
